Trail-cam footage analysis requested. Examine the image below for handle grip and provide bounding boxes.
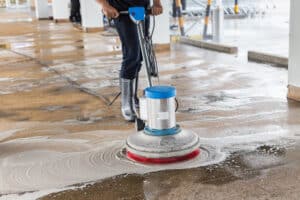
[119,9,152,15]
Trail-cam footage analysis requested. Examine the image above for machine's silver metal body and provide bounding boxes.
[147,97,176,130]
[140,97,176,130]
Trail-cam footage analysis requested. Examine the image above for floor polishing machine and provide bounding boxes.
[120,7,200,164]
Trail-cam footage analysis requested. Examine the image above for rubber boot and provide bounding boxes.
[120,78,136,122]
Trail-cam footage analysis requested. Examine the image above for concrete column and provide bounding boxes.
[152,0,170,49]
[288,0,300,101]
[52,0,70,22]
[30,0,35,9]
[212,2,223,43]
[34,0,49,19]
[80,0,104,32]
[5,0,10,7]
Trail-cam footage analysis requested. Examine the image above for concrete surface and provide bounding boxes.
[0,43,10,49]
[180,37,238,54]
[0,5,300,200]
[288,85,300,102]
[248,51,288,68]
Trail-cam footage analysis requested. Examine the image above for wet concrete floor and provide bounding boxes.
[183,0,289,58]
[0,6,300,200]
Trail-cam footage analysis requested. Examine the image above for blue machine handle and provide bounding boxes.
[119,7,152,21]
[129,7,145,21]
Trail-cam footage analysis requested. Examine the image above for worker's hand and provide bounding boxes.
[102,3,119,18]
[151,1,163,16]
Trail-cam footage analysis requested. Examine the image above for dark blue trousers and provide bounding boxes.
[114,15,149,80]
[70,0,81,23]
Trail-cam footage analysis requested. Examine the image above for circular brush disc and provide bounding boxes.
[126,129,200,164]
[126,148,200,164]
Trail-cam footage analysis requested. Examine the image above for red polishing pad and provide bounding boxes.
[126,149,200,164]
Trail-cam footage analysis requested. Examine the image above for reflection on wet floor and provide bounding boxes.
[40,143,293,200]
[1,4,300,200]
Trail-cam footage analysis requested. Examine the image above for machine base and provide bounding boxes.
[126,129,200,164]
[127,149,200,164]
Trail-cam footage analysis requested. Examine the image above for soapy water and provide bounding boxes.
[0,135,224,195]
[0,129,295,200]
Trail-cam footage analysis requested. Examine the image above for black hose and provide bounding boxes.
[175,98,179,112]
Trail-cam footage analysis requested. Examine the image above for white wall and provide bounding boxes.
[52,0,70,20]
[289,0,300,87]
[35,0,49,19]
[152,0,170,44]
[80,0,103,28]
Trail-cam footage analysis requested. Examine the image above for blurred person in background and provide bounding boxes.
[70,0,81,24]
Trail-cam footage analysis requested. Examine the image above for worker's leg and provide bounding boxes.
[113,15,150,120]
[74,0,81,23]
[70,0,81,23]
[172,0,177,17]
[114,15,141,121]
[70,0,76,22]
[172,0,186,17]
[182,0,187,10]
[114,15,142,80]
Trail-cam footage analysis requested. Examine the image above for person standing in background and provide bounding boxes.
[172,0,186,17]
[70,0,81,24]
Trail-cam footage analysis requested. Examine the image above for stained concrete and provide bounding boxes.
[0,5,300,200]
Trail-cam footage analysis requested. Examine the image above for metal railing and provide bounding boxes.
[171,0,276,36]
[175,0,275,17]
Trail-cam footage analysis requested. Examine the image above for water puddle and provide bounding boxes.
[0,128,295,200]
[0,133,224,198]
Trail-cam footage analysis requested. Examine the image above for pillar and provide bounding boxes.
[203,0,212,39]
[288,0,300,101]
[212,0,223,42]
[80,0,104,32]
[52,0,70,22]
[30,0,35,9]
[152,0,170,49]
[5,0,10,7]
[34,0,49,19]
[234,0,239,14]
